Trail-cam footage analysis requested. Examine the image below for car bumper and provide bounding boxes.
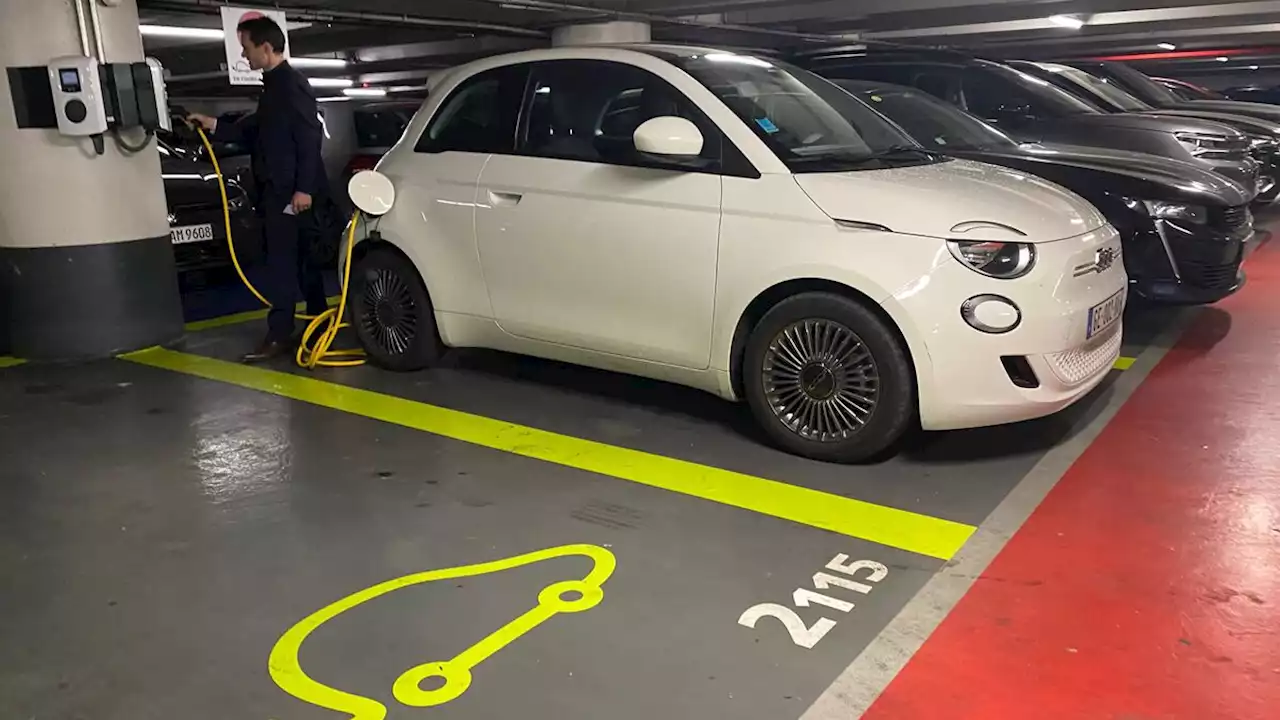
[891,226,1128,432]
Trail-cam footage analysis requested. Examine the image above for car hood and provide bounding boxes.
[1071,111,1244,138]
[1180,99,1280,123]
[962,142,1252,205]
[792,159,1107,243]
[1136,109,1280,138]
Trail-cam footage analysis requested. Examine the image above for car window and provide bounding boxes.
[844,82,1018,152]
[819,63,917,86]
[960,66,1096,126]
[913,70,958,102]
[519,59,720,168]
[355,108,412,149]
[416,64,528,154]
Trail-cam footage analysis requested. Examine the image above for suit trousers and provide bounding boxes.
[261,199,328,343]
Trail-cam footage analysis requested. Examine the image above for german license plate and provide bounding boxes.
[170,223,215,245]
[1087,289,1124,339]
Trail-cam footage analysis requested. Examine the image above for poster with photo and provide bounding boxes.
[220,6,290,85]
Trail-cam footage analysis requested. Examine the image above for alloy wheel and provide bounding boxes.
[359,268,420,356]
[761,319,880,442]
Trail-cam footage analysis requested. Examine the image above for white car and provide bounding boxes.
[347,44,1126,463]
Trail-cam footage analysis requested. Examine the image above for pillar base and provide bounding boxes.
[0,236,184,360]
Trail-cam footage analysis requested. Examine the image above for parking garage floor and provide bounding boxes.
[2,229,1278,720]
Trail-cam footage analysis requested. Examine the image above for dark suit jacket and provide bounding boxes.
[213,61,327,206]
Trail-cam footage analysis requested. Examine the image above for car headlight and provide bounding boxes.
[946,240,1036,279]
[1175,131,1240,157]
[1124,198,1208,225]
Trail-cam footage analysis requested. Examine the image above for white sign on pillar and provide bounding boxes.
[220,6,290,86]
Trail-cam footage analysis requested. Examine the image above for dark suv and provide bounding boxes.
[802,48,1260,196]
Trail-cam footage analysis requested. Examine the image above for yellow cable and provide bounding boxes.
[194,126,364,368]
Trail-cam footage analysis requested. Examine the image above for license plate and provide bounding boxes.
[170,223,215,245]
[1087,289,1125,339]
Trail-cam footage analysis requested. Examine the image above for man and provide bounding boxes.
[188,16,329,363]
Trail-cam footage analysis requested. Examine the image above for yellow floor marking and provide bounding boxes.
[183,296,341,333]
[269,544,615,720]
[0,357,25,369]
[1113,356,1137,371]
[120,348,975,560]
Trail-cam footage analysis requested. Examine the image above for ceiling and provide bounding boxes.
[141,0,1280,97]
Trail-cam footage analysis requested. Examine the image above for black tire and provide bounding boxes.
[742,292,914,463]
[350,246,444,372]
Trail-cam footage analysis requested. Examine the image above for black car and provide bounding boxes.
[833,79,1254,304]
[1009,61,1280,204]
[158,130,261,283]
[801,47,1262,195]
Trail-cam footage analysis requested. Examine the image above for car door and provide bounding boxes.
[473,58,724,369]
[399,63,529,319]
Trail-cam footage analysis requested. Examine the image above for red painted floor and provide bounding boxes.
[865,236,1280,720]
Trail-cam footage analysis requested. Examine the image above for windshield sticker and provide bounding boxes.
[870,95,882,103]
[755,117,780,134]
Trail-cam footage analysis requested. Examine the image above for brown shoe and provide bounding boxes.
[241,339,289,364]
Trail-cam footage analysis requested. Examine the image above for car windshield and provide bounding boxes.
[1092,63,1183,106]
[836,80,1018,152]
[978,61,1100,116]
[669,51,941,172]
[354,107,413,149]
[1036,63,1151,111]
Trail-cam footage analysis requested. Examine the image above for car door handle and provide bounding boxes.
[487,190,523,207]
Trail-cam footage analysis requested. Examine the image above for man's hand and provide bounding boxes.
[291,191,313,214]
[185,113,217,132]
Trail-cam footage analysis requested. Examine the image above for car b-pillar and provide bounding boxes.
[0,0,182,360]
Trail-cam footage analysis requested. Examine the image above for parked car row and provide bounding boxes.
[801,45,1269,305]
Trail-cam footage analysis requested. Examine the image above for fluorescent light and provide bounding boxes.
[343,87,387,98]
[139,24,224,40]
[317,96,352,102]
[1048,15,1084,29]
[1157,43,1177,50]
[309,77,354,88]
[1251,65,1260,70]
[291,57,348,69]
[1217,56,1230,62]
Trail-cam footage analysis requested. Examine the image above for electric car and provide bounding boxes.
[835,79,1253,304]
[348,45,1127,463]
[801,47,1261,195]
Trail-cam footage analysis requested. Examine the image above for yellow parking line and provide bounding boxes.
[0,356,25,369]
[120,347,975,560]
[184,296,341,333]
[1113,356,1136,371]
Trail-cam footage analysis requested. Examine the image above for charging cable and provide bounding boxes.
[194,126,365,369]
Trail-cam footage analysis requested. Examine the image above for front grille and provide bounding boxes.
[1180,259,1242,290]
[1044,323,1122,386]
[1213,205,1251,232]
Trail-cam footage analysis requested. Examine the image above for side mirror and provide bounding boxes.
[348,170,395,216]
[633,116,704,157]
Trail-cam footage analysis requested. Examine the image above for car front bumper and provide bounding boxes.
[1123,216,1249,305]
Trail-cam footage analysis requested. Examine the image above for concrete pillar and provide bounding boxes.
[0,0,182,360]
[552,21,651,47]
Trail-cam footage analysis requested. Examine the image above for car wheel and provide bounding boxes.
[743,292,914,463]
[351,247,443,371]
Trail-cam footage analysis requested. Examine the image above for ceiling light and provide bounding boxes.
[291,57,348,69]
[1217,56,1230,62]
[309,77,354,88]
[1048,15,1085,29]
[317,96,352,103]
[1157,43,1177,50]
[139,24,224,40]
[343,87,387,97]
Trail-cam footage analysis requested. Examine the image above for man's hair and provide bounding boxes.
[237,16,287,54]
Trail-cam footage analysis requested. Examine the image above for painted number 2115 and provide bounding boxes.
[737,554,889,649]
